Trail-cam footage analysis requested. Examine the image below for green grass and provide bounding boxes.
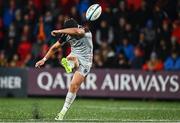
[0,98,180,122]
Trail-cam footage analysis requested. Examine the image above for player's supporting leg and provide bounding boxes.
[55,71,85,120]
[55,57,83,121]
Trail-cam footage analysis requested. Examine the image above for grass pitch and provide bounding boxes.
[0,98,180,122]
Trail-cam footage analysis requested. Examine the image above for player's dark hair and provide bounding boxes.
[63,18,78,28]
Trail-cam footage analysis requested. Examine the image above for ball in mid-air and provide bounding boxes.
[86,4,102,21]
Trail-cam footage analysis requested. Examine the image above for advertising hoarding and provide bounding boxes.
[28,68,180,99]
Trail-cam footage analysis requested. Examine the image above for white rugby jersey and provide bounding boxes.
[59,28,93,66]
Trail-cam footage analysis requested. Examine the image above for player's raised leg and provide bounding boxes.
[55,71,85,120]
[61,55,79,73]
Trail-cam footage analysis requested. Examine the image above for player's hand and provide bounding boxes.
[35,59,45,68]
[51,30,60,36]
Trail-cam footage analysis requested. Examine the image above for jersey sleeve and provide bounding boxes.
[83,27,92,38]
[58,34,70,46]
[85,31,92,38]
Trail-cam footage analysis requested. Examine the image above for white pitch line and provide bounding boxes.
[59,119,180,122]
[75,105,180,111]
[1,119,180,122]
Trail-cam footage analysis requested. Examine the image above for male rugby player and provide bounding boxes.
[35,18,93,120]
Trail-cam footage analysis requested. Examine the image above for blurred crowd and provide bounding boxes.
[0,0,180,71]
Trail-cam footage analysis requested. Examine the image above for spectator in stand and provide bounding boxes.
[5,39,16,60]
[0,51,7,67]
[144,19,156,44]
[124,23,136,44]
[170,35,180,52]
[44,11,53,43]
[156,39,169,61]
[100,42,115,68]
[98,1,112,25]
[115,1,128,19]
[47,0,59,18]
[24,53,34,67]
[69,6,81,22]
[27,0,40,10]
[93,50,104,68]
[3,0,16,28]
[31,38,43,59]
[135,0,149,28]
[116,37,134,61]
[153,4,167,29]
[131,46,144,69]
[158,19,171,41]
[22,14,31,26]
[17,36,32,64]
[115,50,129,69]
[21,24,32,43]
[143,52,163,71]
[34,16,46,42]
[137,32,149,61]
[7,23,17,40]
[14,9,23,32]
[143,19,157,56]
[55,14,65,30]
[9,54,21,67]
[77,0,89,21]
[96,20,113,46]
[113,17,126,43]
[164,50,180,70]
[28,8,36,25]
[58,0,78,15]
[171,20,180,44]
[25,0,40,18]
[138,32,147,51]
[127,0,142,11]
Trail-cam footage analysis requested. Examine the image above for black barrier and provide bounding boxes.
[0,68,27,97]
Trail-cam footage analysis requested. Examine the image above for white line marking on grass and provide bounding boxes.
[76,105,180,111]
[1,119,180,122]
[64,119,180,122]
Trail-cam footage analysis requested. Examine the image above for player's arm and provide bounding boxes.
[51,28,85,37]
[35,41,61,68]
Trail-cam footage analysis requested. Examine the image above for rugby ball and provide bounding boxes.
[86,4,102,21]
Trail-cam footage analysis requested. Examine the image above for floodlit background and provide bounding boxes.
[0,0,180,122]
